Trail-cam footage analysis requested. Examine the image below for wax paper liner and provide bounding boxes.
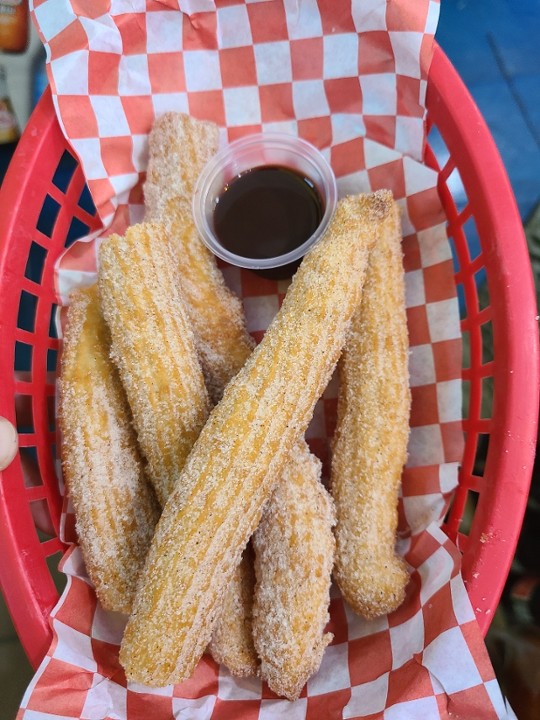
[18,1,515,718]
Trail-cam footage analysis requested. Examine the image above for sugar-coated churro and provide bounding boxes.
[145,112,254,403]
[98,223,211,507]
[252,442,336,700]
[119,192,390,687]
[166,212,255,404]
[331,198,411,619]
[145,111,219,220]
[207,546,258,677]
[58,285,160,614]
[145,112,258,672]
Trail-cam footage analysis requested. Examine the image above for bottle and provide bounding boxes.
[0,65,20,182]
[0,0,29,53]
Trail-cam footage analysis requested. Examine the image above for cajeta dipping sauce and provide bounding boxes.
[214,165,324,261]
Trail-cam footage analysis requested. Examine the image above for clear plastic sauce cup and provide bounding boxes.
[192,133,337,277]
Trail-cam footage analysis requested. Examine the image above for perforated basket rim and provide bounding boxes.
[426,47,539,630]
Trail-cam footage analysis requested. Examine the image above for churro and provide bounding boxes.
[252,442,335,700]
[146,112,258,672]
[58,285,159,614]
[207,547,258,677]
[145,112,254,403]
[119,192,390,687]
[98,223,211,507]
[145,111,218,220]
[331,198,411,619]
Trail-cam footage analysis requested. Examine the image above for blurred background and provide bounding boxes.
[0,0,539,717]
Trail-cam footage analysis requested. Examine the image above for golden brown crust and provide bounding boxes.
[331,199,411,619]
[119,193,390,687]
[58,285,160,614]
[98,223,211,507]
[145,112,258,673]
[164,208,255,404]
[144,112,255,404]
[144,111,220,219]
[252,441,336,700]
[207,546,258,677]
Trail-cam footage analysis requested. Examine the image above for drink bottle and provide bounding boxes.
[0,0,29,54]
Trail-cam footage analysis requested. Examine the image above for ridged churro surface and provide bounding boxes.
[164,210,255,403]
[145,112,257,671]
[331,199,411,619]
[207,547,258,677]
[119,193,388,687]
[98,223,211,507]
[58,286,160,614]
[145,112,254,403]
[145,111,219,220]
[253,442,335,700]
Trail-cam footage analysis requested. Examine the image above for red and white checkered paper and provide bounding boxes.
[19,1,516,718]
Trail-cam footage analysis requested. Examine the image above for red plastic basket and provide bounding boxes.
[0,45,538,671]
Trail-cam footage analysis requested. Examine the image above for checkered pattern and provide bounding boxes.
[22,0,515,718]
[32,0,438,234]
[18,529,514,720]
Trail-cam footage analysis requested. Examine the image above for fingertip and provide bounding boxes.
[0,417,18,471]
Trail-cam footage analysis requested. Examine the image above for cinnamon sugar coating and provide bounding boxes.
[145,112,258,673]
[145,111,218,220]
[207,546,258,677]
[98,223,211,507]
[252,442,336,700]
[119,193,386,687]
[58,285,160,614]
[331,198,411,619]
[145,112,254,404]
